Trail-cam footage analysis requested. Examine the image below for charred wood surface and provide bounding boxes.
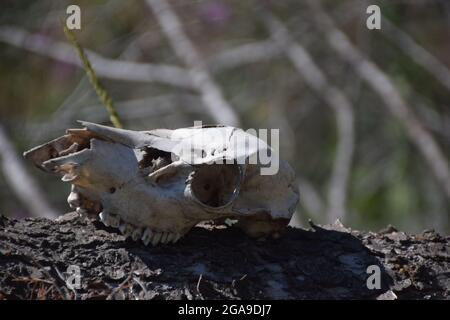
[0,213,448,300]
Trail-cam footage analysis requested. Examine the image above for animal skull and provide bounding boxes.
[24,121,299,245]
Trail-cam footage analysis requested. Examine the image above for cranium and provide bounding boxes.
[24,121,299,245]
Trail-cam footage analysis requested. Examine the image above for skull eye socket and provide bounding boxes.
[189,164,241,208]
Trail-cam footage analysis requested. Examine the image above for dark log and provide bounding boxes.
[0,212,448,300]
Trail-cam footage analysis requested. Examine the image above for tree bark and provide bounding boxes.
[0,212,448,300]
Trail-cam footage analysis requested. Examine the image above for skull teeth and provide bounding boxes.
[119,223,134,238]
[160,232,169,244]
[110,217,120,228]
[151,232,162,246]
[98,212,183,246]
[68,192,81,209]
[172,233,181,243]
[99,211,109,225]
[99,211,120,228]
[76,207,87,218]
[165,233,175,243]
[131,228,143,241]
[141,228,154,246]
[141,228,182,246]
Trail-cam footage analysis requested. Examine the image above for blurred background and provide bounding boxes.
[0,0,449,234]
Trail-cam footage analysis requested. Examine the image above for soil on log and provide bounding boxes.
[0,212,448,300]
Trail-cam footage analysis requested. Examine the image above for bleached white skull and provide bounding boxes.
[24,121,299,245]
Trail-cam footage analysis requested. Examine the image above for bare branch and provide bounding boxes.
[0,25,282,89]
[308,1,450,200]
[145,0,241,127]
[382,16,450,92]
[413,96,450,144]
[0,124,58,219]
[208,40,282,72]
[0,25,193,89]
[261,10,355,222]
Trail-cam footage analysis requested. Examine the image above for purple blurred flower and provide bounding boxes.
[27,33,51,48]
[200,1,231,28]
[51,61,76,83]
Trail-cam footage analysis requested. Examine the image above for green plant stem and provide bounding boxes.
[63,26,123,129]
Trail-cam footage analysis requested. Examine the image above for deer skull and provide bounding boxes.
[24,122,299,245]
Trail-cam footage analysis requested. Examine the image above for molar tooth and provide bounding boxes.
[151,232,162,246]
[143,228,153,238]
[119,223,127,234]
[99,211,120,228]
[131,228,143,241]
[109,214,120,228]
[160,232,169,244]
[99,211,110,226]
[76,207,87,218]
[172,233,181,243]
[68,192,81,209]
[142,237,151,246]
[124,224,134,238]
[141,228,154,246]
[165,233,175,243]
[141,231,147,242]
